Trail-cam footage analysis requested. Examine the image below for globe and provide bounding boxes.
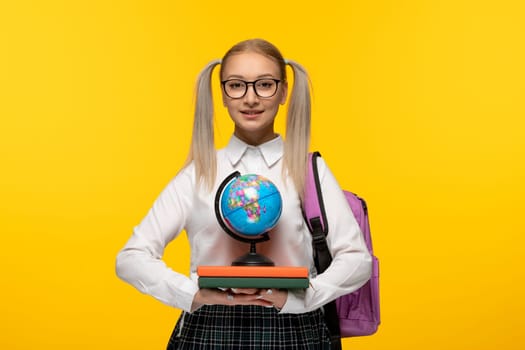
[219,174,282,239]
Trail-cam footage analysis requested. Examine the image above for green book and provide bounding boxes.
[198,277,309,289]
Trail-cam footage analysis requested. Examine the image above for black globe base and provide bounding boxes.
[231,241,274,266]
[231,252,275,266]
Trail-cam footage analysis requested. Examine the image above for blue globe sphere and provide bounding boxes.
[219,174,282,238]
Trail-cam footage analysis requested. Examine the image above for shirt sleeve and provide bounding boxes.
[279,157,372,314]
[115,166,199,313]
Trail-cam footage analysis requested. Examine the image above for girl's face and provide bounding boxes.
[221,52,287,146]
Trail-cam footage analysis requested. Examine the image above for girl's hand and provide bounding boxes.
[255,288,288,310]
[191,288,273,311]
[191,288,288,311]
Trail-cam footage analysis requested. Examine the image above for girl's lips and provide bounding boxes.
[241,110,263,118]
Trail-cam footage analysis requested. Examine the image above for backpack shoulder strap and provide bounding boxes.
[303,152,332,273]
[304,152,328,233]
[304,152,342,349]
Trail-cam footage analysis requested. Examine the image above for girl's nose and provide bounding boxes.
[243,84,259,104]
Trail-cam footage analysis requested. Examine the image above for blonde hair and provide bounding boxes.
[185,39,312,197]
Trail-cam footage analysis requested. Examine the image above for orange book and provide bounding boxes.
[197,265,308,278]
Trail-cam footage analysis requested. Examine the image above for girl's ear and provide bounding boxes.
[280,81,288,105]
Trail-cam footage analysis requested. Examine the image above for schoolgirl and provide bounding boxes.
[116,38,372,349]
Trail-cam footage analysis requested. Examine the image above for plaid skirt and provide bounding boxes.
[167,305,331,350]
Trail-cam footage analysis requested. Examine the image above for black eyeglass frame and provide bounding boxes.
[221,78,282,99]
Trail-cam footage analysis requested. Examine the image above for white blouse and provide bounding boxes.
[116,135,372,314]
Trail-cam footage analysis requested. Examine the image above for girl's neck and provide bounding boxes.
[234,130,278,146]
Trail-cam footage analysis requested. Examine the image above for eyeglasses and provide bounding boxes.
[221,78,281,99]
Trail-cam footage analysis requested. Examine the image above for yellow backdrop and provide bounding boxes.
[1,1,524,349]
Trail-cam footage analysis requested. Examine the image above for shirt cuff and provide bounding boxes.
[173,278,200,313]
[278,288,306,314]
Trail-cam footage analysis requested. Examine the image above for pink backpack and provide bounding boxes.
[303,152,380,347]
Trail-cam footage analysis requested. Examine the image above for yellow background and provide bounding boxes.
[1,1,524,349]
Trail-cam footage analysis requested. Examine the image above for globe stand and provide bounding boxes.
[215,172,276,267]
[231,241,275,266]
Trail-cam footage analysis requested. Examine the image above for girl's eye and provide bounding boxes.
[227,81,245,90]
[256,80,275,89]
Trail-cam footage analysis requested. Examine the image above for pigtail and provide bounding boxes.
[283,59,312,199]
[185,59,221,191]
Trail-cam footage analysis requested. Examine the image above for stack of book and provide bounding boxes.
[197,266,309,289]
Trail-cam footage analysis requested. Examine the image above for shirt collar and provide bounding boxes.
[226,134,283,168]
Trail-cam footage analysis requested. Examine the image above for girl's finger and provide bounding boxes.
[230,288,259,294]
